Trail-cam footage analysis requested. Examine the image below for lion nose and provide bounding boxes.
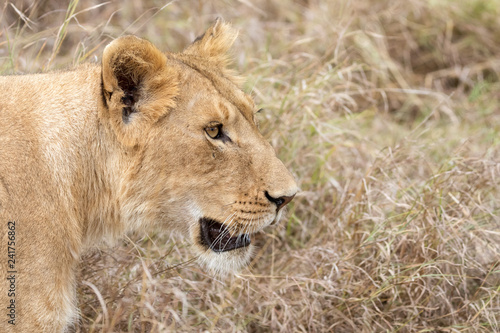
[265,191,296,212]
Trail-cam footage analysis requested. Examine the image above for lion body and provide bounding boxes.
[0,65,113,332]
[0,21,297,332]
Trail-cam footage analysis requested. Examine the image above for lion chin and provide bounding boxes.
[198,245,256,276]
[190,217,256,275]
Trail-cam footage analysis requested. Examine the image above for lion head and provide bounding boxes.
[100,19,298,274]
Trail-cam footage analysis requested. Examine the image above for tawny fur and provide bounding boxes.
[0,20,297,332]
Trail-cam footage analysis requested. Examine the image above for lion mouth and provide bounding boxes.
[199,218,251,252]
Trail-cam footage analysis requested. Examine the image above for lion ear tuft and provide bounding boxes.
[183,18,239,68]
[101,36,178,147]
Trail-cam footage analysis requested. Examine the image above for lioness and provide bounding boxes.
[0,20,297,332]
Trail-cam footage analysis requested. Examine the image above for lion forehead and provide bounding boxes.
[170,53,256,123]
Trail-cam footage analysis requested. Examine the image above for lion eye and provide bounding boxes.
[205,124,222,139]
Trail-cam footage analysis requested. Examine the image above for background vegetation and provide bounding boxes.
[1,0,499,332]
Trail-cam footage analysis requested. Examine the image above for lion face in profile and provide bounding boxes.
[0,18,297,332]
[101,20,298,273]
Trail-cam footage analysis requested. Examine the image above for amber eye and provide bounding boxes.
[205,124,222,139]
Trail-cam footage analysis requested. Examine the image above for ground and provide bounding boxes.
[1,0,499,332]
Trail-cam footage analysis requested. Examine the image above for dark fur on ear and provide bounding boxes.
[102,35,178,146]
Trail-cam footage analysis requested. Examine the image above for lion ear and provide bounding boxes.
[101,35,178,147]
[183,18,238,69]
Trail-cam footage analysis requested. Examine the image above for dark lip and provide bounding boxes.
[199,218,251,252]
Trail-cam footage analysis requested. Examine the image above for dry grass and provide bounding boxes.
[2,0,499,332]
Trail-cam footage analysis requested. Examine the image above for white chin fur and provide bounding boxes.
[197,245,255,276]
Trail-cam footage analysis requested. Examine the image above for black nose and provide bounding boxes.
[265,191,296,211]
